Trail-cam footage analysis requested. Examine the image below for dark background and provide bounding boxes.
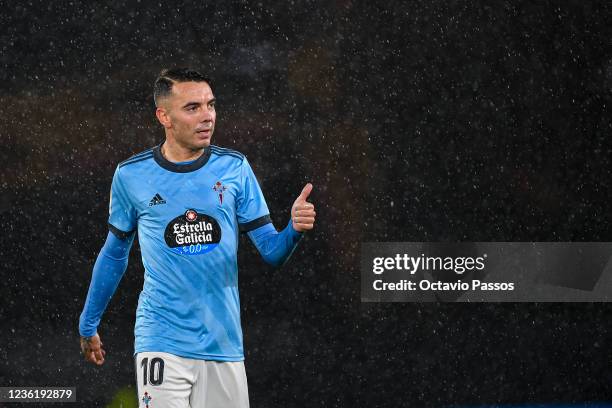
[1,0,611,406]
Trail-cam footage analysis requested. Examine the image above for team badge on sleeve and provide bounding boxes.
[213,181,227,204]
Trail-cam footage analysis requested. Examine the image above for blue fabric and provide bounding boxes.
[247,220,303,267]
[79,231,134,337]
[79,145,299,361]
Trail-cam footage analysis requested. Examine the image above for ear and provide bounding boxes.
[155,107,172,129]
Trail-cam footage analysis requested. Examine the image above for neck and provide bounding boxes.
[161,138,206,163]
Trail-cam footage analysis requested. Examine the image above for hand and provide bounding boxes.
[80,333,106,366]
[291,183,316,233]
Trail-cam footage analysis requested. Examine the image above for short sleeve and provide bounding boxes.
[236,158,271,233]
[108,167,137,238]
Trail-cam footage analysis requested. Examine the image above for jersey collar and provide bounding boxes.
[153,143,211,173]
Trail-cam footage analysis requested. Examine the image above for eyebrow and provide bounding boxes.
[182,98,216,109]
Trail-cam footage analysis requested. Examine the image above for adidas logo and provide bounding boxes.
[149,193,167,207]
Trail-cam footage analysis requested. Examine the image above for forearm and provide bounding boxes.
[79,231,134,337]
[248,221,303,267]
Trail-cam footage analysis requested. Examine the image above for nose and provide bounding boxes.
[201,109,212,122]
[202,107,214,122]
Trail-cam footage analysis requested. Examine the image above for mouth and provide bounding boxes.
[195,128,212,137]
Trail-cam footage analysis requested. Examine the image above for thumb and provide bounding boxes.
[297,183,313,201]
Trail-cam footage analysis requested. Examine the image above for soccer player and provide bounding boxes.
[79,68,316,407]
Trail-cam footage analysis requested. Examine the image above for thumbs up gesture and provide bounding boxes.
[291,183,316,233]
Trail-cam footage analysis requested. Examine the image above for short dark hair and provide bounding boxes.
[153,68,212,107]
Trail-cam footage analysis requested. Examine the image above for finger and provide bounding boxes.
[94,353,104,365]
[296,183,313,201]
[294,212,316,220]
[295,210,316,217]
[293,217,315,224]
[295,203,314,211]
[294,223,314,231]
[87,351,96,363]
[293,217,315,225]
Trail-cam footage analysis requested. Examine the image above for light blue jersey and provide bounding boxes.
[108,144,272,361]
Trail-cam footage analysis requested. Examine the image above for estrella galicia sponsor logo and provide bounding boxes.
[164,209,222,255]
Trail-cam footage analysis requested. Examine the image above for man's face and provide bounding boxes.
[157,81,216,150]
